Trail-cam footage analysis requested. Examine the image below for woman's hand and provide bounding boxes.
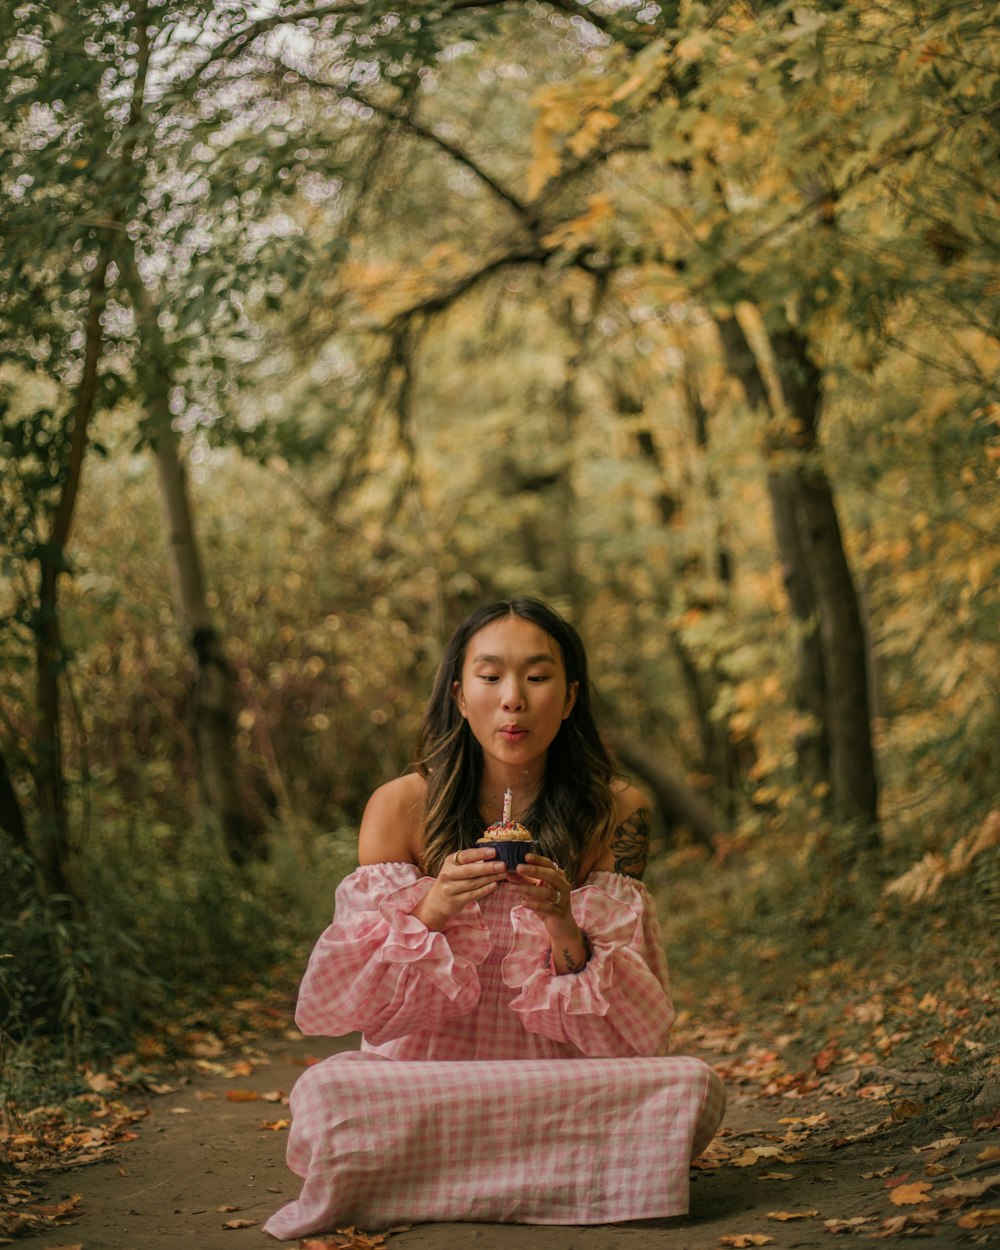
[516,854,590,974]
[411,847,506,931]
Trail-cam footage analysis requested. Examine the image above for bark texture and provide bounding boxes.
[134,281,264,864]
[33,255,110,905]
[770,328,878,830]
[715,314,878,831]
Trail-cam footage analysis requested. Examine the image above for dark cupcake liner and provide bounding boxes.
[477,839,534,870]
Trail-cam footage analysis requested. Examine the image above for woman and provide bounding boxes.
[265,598,725,1238]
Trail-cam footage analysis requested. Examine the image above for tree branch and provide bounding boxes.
[381,246,547,333]
[306,77,529,216]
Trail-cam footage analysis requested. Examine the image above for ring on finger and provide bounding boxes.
[551,886,561,904]
[453,851,462,866]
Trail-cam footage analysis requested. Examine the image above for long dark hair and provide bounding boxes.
[415,598,620,881]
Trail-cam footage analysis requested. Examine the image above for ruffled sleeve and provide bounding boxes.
[294,863,491,1045]
[501,871,675,1058]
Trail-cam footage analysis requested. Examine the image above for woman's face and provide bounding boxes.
[452,614,578,775]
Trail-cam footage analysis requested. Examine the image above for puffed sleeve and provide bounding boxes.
[501,870,675,1058]
[295,863,491,1045]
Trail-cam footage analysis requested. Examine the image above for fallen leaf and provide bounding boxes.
[718,1237,774,1248]
[195,1091,218,1101]
[889,1181,933,1205]
[731,1146,795,1168]
[957,1209,1000,1229]
[261,1090,285,1103]
[194,1059,227,1075]
[146,1082,178,1095]
[824,1216,875,1233]
[885,1171,913,1188]
[758,1171,795,1180]
[31,1194,82,1220]
[189,1031,225,1058]
[300,1226,404,1248]
[226,1090,260,1103]
[890,1099,925,1122]
[914,1134,963,1153]
[217,1204,241,1212]
[777,1113,827,1126]
[259,1118,290,1131]
[767,1209,818,1220]
[940,1172,1000,1198]
[979,1146,1000,1162]
[222,1216,258,1229]
[871,1210,940,1238]
[85,1072,118,1093]
[862,1165,895,1179]
[227,1060,255,1078]
[972,1111,1000,1132]
[168,1107,192,1115]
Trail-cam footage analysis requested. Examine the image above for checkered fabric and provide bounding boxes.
[264,864,726,1238]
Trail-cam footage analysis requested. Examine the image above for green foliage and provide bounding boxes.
[0,810,357,1059]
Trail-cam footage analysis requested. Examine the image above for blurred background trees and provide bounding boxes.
[1,0,997,1052]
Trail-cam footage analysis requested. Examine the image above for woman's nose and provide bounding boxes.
[500,678,525,710]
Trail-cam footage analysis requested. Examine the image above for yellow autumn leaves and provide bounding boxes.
[526,39,669,202]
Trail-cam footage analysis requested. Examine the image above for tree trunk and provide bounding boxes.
[0,748,27,848]
[715,314,831,799]
[766,472,830,788]
[33,255,110,906]
[769,327,878,832]
[132,280,264,864]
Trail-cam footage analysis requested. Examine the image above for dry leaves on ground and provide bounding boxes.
[299,1225,411,1249]
[889,1180,934,1205]
[957,1208,1000,1229]
[0,1191,82,1241]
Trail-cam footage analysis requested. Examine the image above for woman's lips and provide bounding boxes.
[499,727,528,742]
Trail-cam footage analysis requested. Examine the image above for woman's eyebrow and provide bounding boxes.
[471,652,556,665]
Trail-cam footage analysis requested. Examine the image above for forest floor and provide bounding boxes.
[3,973,999,1250]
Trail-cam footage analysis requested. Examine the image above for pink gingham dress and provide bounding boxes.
[264,863,725,1238]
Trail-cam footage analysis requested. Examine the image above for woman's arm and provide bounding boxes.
[587,782,652,880]
[357,774,425,865]
[514,782,652,973]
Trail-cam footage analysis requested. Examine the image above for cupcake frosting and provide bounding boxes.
[478,820,532,843]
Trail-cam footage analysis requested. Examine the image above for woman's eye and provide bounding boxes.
[527,675,550,683]
[479,674,500,682]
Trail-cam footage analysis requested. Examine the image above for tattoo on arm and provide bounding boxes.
[561,947,586,974]
[545,931,593,975]
[610,807,650,879]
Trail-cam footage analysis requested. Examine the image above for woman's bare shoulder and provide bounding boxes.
[357,773,426,865]
[589,780,652,880]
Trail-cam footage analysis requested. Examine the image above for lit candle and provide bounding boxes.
[502,787,512,824]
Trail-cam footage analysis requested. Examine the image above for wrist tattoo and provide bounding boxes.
[545,930,592,975]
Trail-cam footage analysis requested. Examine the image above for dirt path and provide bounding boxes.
[24,1027,999,1249]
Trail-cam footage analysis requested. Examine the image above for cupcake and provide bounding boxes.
[476,818,534,870]
[476,787,534,870]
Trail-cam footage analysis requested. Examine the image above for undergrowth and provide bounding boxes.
[0,815,357,1111]
[656,802,999,1106]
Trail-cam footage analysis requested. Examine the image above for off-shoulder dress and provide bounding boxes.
[264,862,725,1238]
